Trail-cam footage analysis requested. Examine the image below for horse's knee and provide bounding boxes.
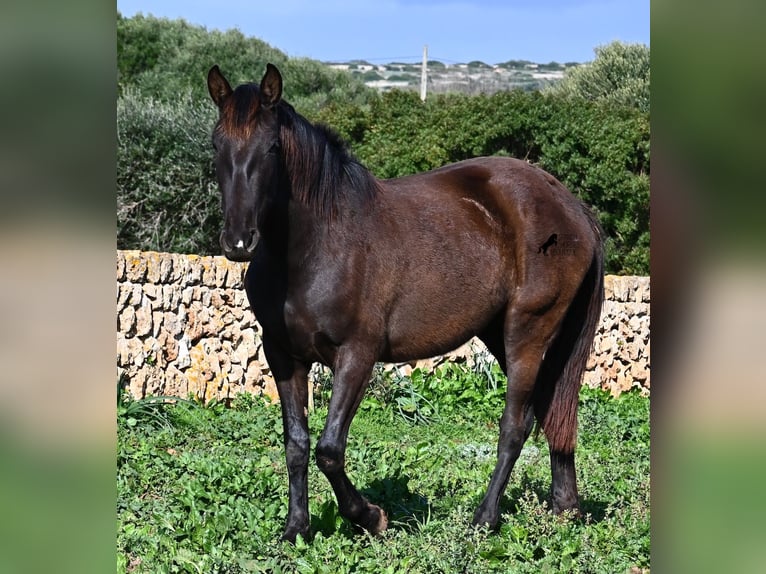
[315,443,344,474]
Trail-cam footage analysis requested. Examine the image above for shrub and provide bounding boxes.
[547,41,650,113]
[117,89,221,255]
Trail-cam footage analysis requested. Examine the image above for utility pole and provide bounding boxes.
[420,44,428,102]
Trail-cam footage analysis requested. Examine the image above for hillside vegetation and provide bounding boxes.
[117,14,649,275]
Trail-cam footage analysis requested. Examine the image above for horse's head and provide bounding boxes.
[207,64,284,262]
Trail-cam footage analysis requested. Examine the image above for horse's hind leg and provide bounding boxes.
[534,347,581,516]
[315,343,388,535]
[472,303,567,529]
[550,451,579,514]
[533,273,600,517]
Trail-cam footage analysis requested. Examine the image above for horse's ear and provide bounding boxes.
[259,63,283,108]
[207,65,232,108]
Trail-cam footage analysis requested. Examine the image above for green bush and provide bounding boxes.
[118,13,288,102]
[547,41,650,113]
[117,89,221,255]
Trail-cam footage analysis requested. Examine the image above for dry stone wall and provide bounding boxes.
[117,250,649,402]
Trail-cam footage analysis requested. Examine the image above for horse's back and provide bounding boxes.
[381,156,598,268]
[386,156,588,220]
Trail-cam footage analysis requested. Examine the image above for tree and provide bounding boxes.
[547,41,650,112]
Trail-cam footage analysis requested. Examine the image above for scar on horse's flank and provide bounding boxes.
[538,233,558,255]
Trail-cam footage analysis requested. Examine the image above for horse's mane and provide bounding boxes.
[277,102,379,218]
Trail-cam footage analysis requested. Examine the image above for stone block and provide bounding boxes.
[201,257,216,285]
[142,284,159,302]
[214,259,228,287]
[227,364,245,385]
[129,283,143,306]
[185,255,202,284]
[158,252,173,283]
[119,306,136,334]
[226,264,246,288]
[135,304,153,337]
[158,330,179,363]
[163,284,180,310]
[152,311,164,338]
[145,252,162,284]
[123,251,147,282]
[181,286,194,305]
[116,251,126,281]
[170,253,188,283]
[117,283,132,307]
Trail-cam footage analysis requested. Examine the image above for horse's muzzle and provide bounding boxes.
[220,229,258,262]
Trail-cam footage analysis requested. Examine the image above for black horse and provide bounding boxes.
[207,64,604,543]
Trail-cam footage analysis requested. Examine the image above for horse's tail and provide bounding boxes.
[534,210,605,453]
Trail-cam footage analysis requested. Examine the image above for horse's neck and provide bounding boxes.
[284,192,371,262]
[286,198,330,246]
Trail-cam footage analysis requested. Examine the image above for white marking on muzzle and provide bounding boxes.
[235,239,244,249]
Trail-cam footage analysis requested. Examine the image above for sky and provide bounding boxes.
[116,0,649,65]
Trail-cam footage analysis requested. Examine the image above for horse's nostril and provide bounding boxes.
[219,230,233,253]
[246,230,258,252]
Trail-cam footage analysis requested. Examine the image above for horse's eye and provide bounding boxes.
[268,142,280,154]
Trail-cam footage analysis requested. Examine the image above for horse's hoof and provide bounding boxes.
[281,526,310,544]
[552,496,581,517]
[471,508,499,531]
[364,504,388,535]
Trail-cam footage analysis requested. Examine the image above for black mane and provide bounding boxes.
[277,103,379,218]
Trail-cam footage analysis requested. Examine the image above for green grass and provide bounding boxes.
[117,366,649,573]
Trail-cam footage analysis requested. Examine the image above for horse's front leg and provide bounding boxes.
[263,337,311,543]
[315,344,388,535]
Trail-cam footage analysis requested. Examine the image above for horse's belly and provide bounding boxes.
[384,279,504,362]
